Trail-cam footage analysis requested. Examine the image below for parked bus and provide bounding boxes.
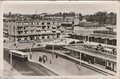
[9,50,28,61]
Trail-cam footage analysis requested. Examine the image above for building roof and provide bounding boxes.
[9,50,27,55]
[89,34,116,39]
[44,14,75,17]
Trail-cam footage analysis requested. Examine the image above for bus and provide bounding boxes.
[9,50,28,61]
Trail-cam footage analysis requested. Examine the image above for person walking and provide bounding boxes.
[30,52,33,59]
[50,59,52,64]
[39,56,42,62]
[56,55,58,58]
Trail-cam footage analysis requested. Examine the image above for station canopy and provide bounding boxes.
[89,34,116,40]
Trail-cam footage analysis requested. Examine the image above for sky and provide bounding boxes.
[2,1,119,15]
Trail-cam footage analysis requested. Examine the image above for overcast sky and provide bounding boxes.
[2,1,119,15]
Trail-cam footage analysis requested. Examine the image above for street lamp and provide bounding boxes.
[29,36,32,60]
[52,33,55,59]
[52,25,57,59]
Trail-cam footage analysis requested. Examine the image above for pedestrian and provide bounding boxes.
[46,56,48,61]
[56,55,58,58]
[39,56,42,62]
[50,59,52,64]
[30,52,32,59]
[44,55,47,61]
[43,57,46,63]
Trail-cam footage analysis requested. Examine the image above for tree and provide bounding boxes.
[83,11,116,25]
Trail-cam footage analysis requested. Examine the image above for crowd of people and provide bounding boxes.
[38,54,59,64]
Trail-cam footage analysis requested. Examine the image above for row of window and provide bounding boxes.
[17,30,55,34]
[17,35,59,41]
[16,22,51,25]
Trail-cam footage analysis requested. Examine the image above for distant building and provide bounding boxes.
[44,13,80,25]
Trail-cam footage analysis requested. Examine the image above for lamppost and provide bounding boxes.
[29,36,32,59]
[52,39,54,59]
[52,25,56,59]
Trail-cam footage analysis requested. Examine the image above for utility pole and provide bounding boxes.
[29,37,32,59]
[79,52,81,71]
[10,52,12,71]
[52,40,54,59]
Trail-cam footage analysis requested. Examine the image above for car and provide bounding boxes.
[76,41,84,43]
[69,41,75,44]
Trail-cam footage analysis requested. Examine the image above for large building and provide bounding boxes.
[3,13,62,43]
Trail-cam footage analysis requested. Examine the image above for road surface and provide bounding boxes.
[4,48,58,76]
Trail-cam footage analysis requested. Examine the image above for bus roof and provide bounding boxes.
[9,50,27,55]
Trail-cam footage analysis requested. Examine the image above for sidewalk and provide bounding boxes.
[28,51,104,76]
[3,60,21,77]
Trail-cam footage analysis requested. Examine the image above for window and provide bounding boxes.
[36,30,41,32]
[37,22,39,25]
[24,38,28,40]
[31,22,33,25]
[13,26,15,29]
[47,26,50,29]
[47,36,50,38]
[95,58,105,66]
[42,22,44,25]
[108,62,111,66]
[24,31,28,34]
[36,26,41,28]
[30,30,34,33]
[31,26,34,27]
[24,26,28,29]
[42,26,46,29]
[24,22,29,25]
[17,31,23,34]
[47,22,50,25]
[42,36,44,39]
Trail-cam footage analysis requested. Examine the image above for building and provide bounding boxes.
[44,13,80,25]
[69,24,117,46]
[3,13,62,43]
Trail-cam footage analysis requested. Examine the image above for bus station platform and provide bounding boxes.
[27,49,115,76]
[46,50,116,76]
